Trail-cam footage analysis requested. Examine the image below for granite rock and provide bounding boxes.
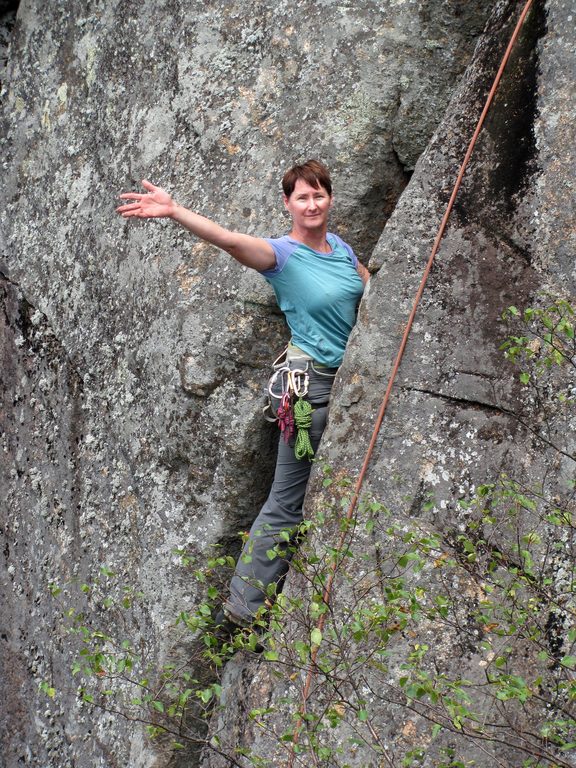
[0,0,530,765]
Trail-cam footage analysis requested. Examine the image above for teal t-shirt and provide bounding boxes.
[260,233,364,367]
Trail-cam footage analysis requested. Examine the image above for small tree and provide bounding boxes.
[42,296,576,767]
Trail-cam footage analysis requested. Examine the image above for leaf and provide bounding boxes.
[310,628,323,646]
[40,682,56,699]
[431,723,442,739]
[198,688,213,704]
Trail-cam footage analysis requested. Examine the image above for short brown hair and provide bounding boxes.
[282,159,332,199]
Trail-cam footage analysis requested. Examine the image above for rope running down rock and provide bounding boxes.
[285,1,536,764]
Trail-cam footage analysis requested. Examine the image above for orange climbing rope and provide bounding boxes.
[285,0,535,764]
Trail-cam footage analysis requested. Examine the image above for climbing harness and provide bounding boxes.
[285,1,536,764]
[268,359,316,459]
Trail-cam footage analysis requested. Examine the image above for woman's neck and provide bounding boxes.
[288,226,331,253]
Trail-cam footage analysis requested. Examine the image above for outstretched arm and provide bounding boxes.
[117,180,275,271]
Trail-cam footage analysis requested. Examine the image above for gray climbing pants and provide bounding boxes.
[224,357,338,624]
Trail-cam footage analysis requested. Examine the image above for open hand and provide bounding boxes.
[116,179,176,218]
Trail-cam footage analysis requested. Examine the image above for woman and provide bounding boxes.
[117,160,369,636]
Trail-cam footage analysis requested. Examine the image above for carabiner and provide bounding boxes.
[268,366,289,400]
[289,368,309,398]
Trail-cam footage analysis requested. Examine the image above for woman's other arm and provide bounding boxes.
[356,261,370,286]
[117,180,275,271]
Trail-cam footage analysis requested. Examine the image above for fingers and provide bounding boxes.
[118,178,157,200]
[116,180,161,218]
[116,202,140,211]
[118,192,145,201]
[116,202,141,215]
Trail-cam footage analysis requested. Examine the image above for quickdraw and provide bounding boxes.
[276,391,294,442]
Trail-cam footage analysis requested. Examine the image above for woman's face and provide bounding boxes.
[284,179,333,232]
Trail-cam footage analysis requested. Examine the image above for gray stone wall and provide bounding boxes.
[206,1,576,765]
[4,0,553,766]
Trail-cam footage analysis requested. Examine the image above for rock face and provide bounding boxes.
[3,0,570,766]
[204,1,576,766]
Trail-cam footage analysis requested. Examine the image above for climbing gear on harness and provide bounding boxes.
[267,357,315,459]
[293,397,314,460]
[277,391,294,442]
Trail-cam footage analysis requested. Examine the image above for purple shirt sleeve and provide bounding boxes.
[329,233,358,267]
[259,237,297,277]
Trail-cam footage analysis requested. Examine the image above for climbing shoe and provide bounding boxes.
[212,609,241,639]
[211,608,265,654]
